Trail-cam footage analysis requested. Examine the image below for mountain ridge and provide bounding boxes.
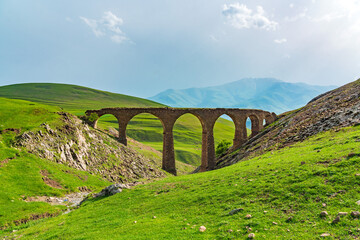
[150,78,337,113]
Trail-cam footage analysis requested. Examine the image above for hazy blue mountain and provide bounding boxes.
[149,78,337,114]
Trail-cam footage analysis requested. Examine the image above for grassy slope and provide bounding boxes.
[6,125,360,239]
[0,83,163,114]
[0,98,110,228]
[0,83,236,167]
[0,97,60,132]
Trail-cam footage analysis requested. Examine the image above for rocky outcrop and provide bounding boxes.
[217,79,360,168]
[16,112,166,182]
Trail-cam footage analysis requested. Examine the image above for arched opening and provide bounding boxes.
[94,113,120,139]
[213,114,235,158]
[126,113,165,171]
[247,114,261,137]
[173,113,203,174]
[246,117,252,136]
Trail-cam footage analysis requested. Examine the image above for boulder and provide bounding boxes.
[94,184,130,198]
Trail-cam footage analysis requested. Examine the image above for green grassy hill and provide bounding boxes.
[0,83,236,167]
[0,97,194,228]
[0,98,111,228]
[0,83,164,114]
[3,124,359,239]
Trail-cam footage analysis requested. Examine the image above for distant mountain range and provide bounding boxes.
[149,78,337,114]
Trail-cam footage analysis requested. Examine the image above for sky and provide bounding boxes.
[0,0,360,97]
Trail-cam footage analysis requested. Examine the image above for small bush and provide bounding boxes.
[87,113,99,122]
[215,140,232,157]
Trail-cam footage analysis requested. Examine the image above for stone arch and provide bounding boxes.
[264,112,277,126]
[188,111,221,172]
[224,112,248,149]
[248,114,261,137]
[264,114,272,126]
[86,110,118,130]
[174,111,212,172]
[213,113,236,152]
[178,111,207,130]
[92,113,120,137]
[172,113,204,168]
[118,111,179,175]
[85,108,277,175]
[119,111,167,145]
[214,112,241,157]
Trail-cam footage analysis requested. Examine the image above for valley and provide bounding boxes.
[0,79,359,239]
[0,83,236,169]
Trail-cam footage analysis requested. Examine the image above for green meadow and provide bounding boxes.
[2,124,359,239]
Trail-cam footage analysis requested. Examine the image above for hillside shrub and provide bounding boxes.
[215,139,232,157]
[87,113,99,122]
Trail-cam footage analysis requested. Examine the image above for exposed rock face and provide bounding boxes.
[217,79,360,168]
[16,112,165,182]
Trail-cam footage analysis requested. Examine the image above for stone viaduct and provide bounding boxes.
[85,108,276,175]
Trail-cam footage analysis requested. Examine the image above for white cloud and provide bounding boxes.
[111,35,127,44]
[289,3,294,8]
[102,11,123,34]
[222,3,278,31]
[80,17,104,37]
[274,38,287,44]
[285,8,308,22]
[80,11,131,44]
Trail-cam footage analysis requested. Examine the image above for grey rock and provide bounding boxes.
[94,184,129,198]
[228,208,243,215]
